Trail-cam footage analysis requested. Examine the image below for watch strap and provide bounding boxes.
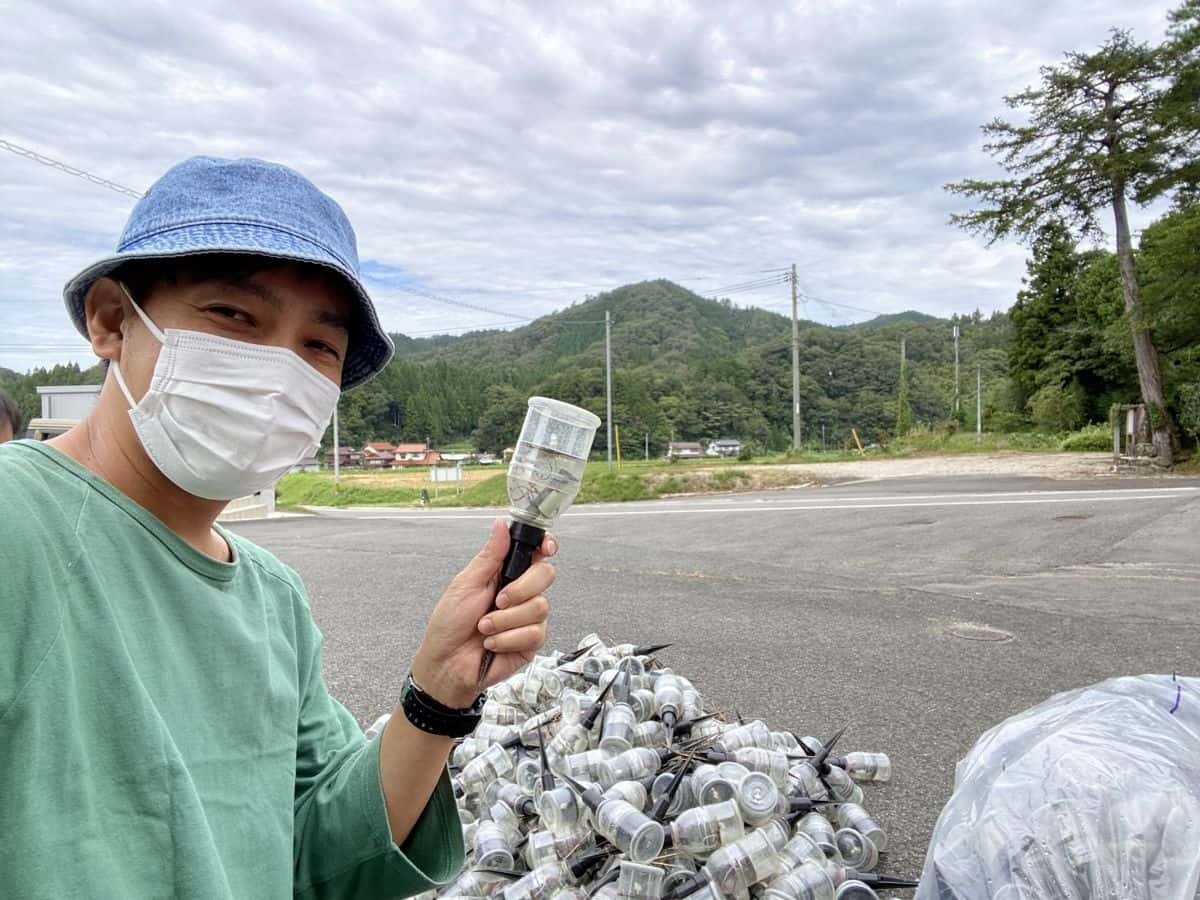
[402,673,484,738]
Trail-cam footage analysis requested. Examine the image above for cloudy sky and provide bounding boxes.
[1,0,1179,372]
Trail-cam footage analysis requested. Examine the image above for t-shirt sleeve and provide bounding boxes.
[290,605,464,899]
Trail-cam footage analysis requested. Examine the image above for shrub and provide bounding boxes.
[1178,382,1200,445]
[1028,382,1086,431]
[1059,423,1113,452]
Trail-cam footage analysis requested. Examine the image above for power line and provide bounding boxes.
[392,284,531,323]
[0,139,145,200]
[709,274,789,294]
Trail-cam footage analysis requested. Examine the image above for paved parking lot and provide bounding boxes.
[233,473,1200,878]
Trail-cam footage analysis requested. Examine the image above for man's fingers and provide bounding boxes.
[479,594,549,636]
[532,532,558,565]
[482,622,549,655]
[494,561,555,609]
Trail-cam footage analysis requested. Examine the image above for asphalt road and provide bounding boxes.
[232,473,1200,880]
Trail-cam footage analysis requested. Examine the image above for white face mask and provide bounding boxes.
[110,283,341,501]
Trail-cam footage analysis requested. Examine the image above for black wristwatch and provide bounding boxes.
[401,673,484,738]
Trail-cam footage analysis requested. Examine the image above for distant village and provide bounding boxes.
[315,437,745,471]
[321,441,500,471]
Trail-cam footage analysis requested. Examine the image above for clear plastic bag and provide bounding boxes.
[916,674,1200,900]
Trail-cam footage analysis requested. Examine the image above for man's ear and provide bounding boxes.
[84,277,129,363]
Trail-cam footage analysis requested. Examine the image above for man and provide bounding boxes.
[0,387,20,441]
[0,157,555,898]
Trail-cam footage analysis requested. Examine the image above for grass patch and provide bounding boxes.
[276,472,423,508]
[889,428,1062,454]
[277,459,817,508]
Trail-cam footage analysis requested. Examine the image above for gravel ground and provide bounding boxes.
[782,451,1126,482]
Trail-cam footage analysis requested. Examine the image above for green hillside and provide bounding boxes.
[335,279,1013,457]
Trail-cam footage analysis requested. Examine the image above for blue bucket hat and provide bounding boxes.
[63,156,393,389]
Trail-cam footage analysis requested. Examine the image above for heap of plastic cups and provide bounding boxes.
[360,633,916,900]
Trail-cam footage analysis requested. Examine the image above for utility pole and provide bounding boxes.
[790,262,801,450]
[953,325,960,416]
[645,432,649,461]
[332,404,340,494]
[976,366,982,444]
[605,309,613,470]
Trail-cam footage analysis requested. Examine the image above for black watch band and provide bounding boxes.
[401,673,484,738]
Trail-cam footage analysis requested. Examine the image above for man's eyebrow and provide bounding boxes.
[315,309,350,332]
[223,279,283,308]
[223,280,350,332]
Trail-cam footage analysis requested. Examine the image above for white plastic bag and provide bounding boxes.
[917,674,1200,899]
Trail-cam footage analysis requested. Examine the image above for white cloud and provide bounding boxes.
[0,0,1178,372]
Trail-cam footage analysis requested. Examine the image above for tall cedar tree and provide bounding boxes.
[947,22,1198,465]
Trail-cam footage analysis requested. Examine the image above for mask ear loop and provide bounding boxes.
[110,281,167,409]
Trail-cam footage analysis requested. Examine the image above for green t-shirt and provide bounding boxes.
[0,440,464,899]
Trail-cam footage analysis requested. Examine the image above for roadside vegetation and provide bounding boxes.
[276,423,1118,509]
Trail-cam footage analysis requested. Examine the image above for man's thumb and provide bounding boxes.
[464,518,509,581]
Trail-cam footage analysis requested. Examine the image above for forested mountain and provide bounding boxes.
[335,279,1013,456]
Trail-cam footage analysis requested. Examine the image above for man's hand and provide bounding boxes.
[410,519,556,708]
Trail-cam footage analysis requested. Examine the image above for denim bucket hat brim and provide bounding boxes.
[62,157,394,390]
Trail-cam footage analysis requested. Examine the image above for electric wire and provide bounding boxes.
[0,139,145,199]
[392,285,531,322]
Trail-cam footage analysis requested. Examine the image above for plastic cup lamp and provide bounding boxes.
[476,397,601,688]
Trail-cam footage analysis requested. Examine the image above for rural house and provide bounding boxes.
[707,438,742,458]
[324,447,364,468]
[362,441,397,468]
[666,441,704,460]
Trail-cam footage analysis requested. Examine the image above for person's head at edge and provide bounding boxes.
[51,156,395,561]
[0,388,21,442]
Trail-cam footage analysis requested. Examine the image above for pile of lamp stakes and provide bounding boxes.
[378,634,919,899]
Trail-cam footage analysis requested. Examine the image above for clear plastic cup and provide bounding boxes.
[537,785,582,831]
[459,742,516,796]
[629,689,658,722]
[731,747,790,788]
[603,779,648,812]
[787,762,829,801]
[761,860,836,900]
[693,764,739,805]
[797,812,838,857]
[596,799,666,863]
[617,860,665,899]
[832,802,887,852]
[600,703,638,753]
[737,771,782,825]
[507,397,600,528]
[482,701,525,726]
[713,720,771,753]
[472,820,514,869]
[779,832,826,870]
[598,748,660,787]
[651,771,695,817]
[841,752,892,784]
[632,721,669,749]
[834,828,879,872]
[834,880,880,899]
[549,722,590,758]
[668,799,745,855]
[703,827,784,894]
[823,765,859,802]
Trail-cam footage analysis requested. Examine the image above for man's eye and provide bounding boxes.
[309,341,341,360]
[208,305,253,323]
